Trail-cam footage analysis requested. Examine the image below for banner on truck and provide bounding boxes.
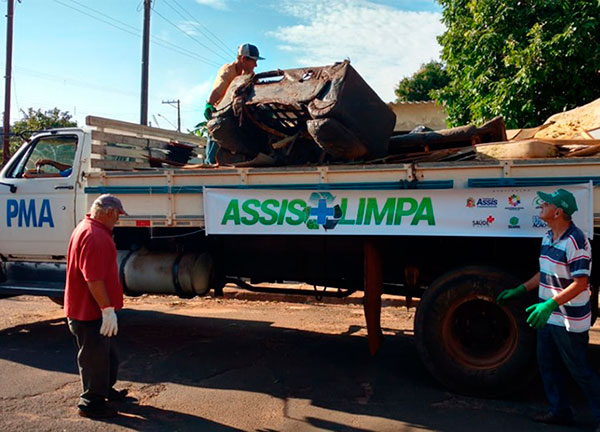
[203,183,593,238]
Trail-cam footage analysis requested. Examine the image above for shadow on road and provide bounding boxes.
[1,307,596,430]
[101,401,243,431]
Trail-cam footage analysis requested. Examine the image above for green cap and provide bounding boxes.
[537,188,578,216]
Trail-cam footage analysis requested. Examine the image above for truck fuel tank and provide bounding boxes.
[117,250,213,298]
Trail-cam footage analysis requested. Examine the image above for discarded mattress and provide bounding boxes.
[207,60,396,166]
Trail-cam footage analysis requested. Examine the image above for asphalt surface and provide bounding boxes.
[1,288,600,431]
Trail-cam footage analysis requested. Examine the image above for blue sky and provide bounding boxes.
[0,0,444,132]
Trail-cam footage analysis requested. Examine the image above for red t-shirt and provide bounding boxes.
[64,215,123,320]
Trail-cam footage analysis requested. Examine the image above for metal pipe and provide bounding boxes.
[225,277,355,298]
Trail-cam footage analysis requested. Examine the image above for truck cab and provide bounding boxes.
[0,129,88,260]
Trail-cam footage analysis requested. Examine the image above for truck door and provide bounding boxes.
[0,132,81,258]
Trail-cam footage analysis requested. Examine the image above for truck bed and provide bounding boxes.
[85,157,600,229]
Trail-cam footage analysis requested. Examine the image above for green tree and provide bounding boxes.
[395,61,450,102]
[8,108,77,156]
[436,0,600,128]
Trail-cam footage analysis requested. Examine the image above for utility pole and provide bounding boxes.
[140,0,151,125]
[162,99,181,132]
[3,0,15,164]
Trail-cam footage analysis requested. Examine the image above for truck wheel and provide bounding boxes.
[414,266,536,397]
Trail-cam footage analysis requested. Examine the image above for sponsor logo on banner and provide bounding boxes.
[532,216,547,228]
[219,193,436,232]
[472,215,495,227]
[532,196,543,209]
[509,216,521,229]
[466,197,498,208]
[505,194,524,211]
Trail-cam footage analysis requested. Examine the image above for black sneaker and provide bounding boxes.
[107,388,128,402]
[77,404,117,419]
[532,411,573,426]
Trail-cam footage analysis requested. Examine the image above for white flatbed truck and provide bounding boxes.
[1,116,598,396]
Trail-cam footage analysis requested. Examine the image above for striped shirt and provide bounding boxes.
[539,223,592,332]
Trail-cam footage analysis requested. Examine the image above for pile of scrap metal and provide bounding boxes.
[205,59,600,167]
[207,60,396,166]
[469,97,600,160]
[385,96,600,162]
[385,116,507,163]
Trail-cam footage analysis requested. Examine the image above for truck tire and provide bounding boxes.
[414,266,536,397]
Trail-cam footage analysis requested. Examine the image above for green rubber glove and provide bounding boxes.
[526,298,558,329]
[496,284,527,305]
[204,102,216,120]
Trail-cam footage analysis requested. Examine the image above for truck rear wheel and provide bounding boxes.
[414,266,536,397]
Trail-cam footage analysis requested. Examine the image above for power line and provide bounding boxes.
[61,0,221,66]
[162,99,181,131]
[162,0,232,58]
[63,0,140,33]
[52,0,140,38]
[170,0,232,55]
[151,7,230,63]
[52,0,221,67]
[14,66,141,98]
[152,39,221,67]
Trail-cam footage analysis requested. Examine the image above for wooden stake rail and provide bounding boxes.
[86,116,206,171]
[86,116,206,146]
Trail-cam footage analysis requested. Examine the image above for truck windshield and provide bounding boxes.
[7,135,78,179]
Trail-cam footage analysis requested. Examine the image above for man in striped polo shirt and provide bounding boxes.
[497,188,600,429]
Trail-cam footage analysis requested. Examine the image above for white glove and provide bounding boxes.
[100,307,118,337]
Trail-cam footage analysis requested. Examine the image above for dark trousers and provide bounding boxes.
[68,318,119,408]
[537,324,600,421]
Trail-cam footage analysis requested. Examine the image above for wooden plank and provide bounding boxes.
[567,146,600,157]
[91,159,149,170]
[86,115,206,146]
[510,124,549,140]
[506,129,521,140]
[583,127,600,139]
[92,130,169,149]
[476,140,559,159]
[541,138,600,145]
[91,144,149,159]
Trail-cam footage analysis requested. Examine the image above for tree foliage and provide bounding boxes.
[436,0,600,128]
[395,61,450,102]
[9,108,77,154]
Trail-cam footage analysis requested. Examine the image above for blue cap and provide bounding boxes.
[238,43,264,60]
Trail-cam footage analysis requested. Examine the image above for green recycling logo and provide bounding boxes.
[304,192,342,231]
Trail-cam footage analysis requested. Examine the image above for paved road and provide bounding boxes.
[1,290,600,431]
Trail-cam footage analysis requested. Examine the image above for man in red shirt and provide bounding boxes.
[65,194,128,418]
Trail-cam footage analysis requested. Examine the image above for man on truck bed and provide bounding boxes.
[497,188,600,429]
[65,194,129,419]
[203,43,264,164]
